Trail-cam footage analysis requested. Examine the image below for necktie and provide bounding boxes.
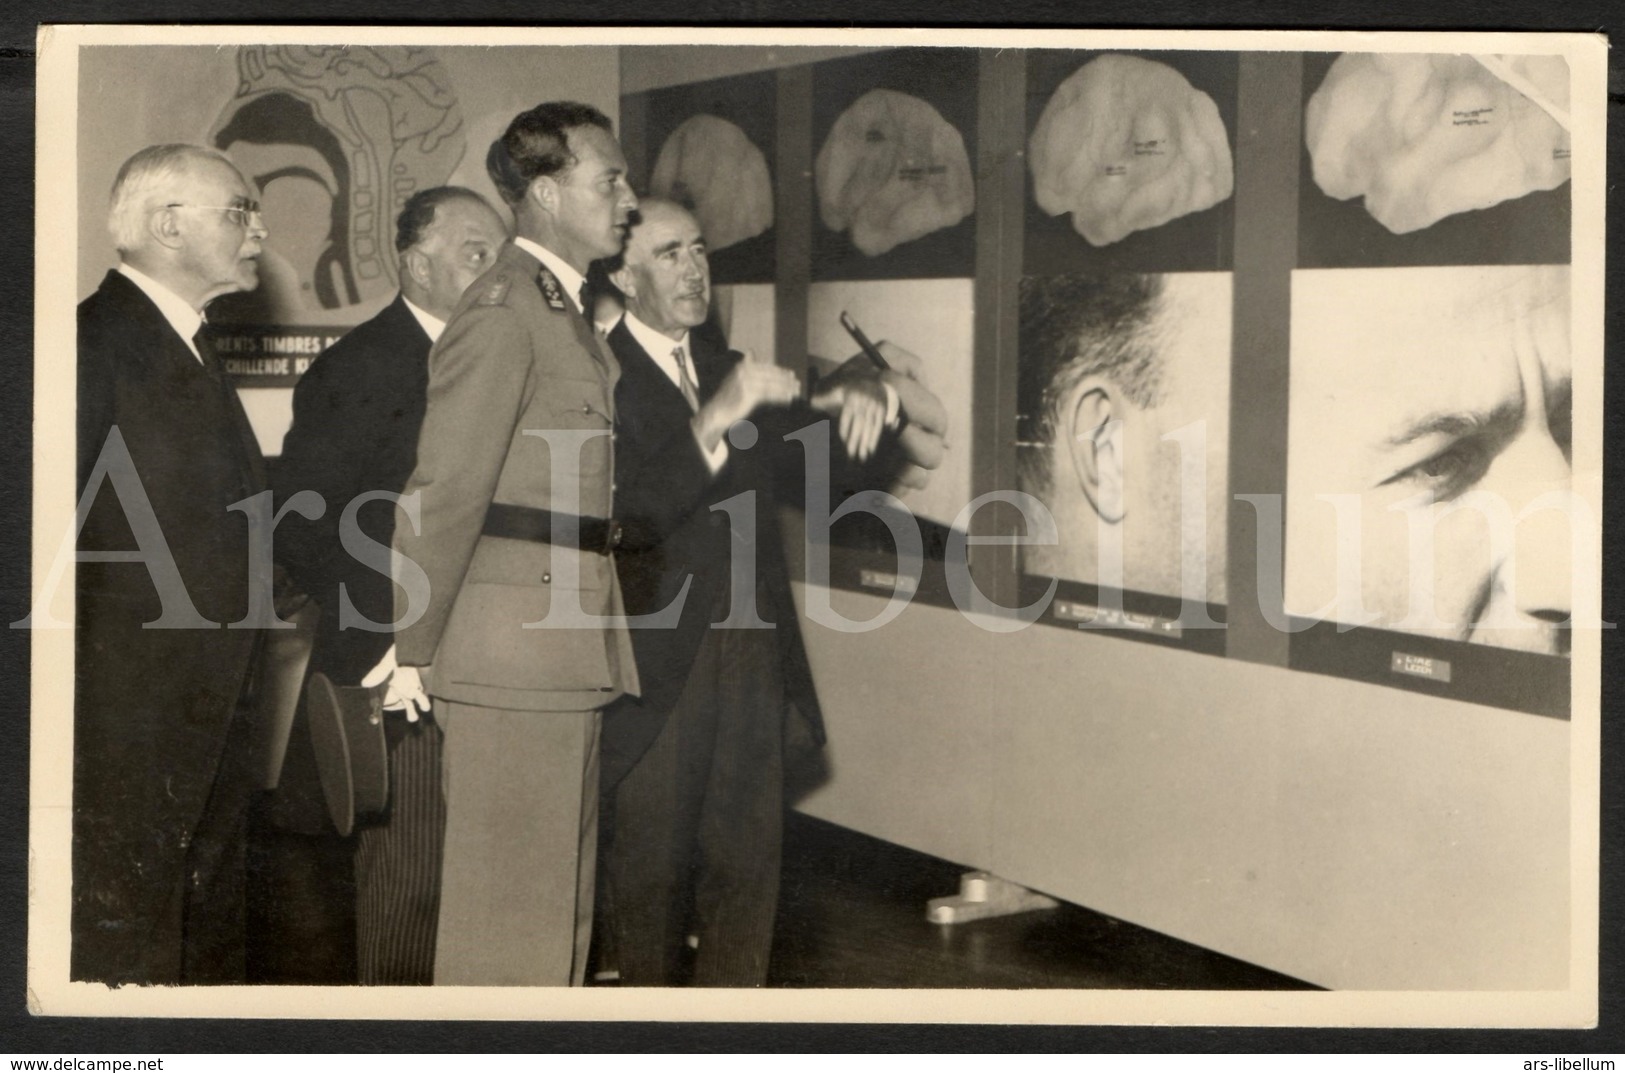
[673,346,700,412]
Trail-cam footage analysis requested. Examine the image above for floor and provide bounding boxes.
[247,803,1312,990]
[766,812,1310,990]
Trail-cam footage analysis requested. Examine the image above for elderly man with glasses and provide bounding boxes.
[72,143,271,985]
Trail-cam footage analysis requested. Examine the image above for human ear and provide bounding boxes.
[148,205,184,251]
[609,264,636,299]
[1065,384,1125,524]
[404,248,432,289]
[529,176,558,216]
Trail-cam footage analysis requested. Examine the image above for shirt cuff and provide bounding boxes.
[695,429,730,474]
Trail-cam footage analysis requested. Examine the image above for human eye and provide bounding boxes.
[1383,436,1494,502]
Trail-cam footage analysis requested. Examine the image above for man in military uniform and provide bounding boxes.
[365,101,691,985]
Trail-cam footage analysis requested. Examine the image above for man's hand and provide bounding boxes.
[876,342,949,491]
[809,366,889,462]
[812,340,949,483]
[692,350,802,453]
[360,645,431,722]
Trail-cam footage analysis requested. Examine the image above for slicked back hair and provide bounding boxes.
[107,143,238,254]
[394,185,497,253]
[1016,273,1169,490]
[485,101,613,206]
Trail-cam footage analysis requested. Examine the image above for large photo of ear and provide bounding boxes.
[1284,264,1571,716]
[1016,271,1230,649]
[1024,50,1238,276]
[1296,52,1571,268]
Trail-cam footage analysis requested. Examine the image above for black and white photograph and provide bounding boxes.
[21,26,1605,1031]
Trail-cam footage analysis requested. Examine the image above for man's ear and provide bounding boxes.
[1065,383,1125,524]
[147,205,184,251]
[402,248,432,290]
[528,175,557,217]
[609,264,636,300]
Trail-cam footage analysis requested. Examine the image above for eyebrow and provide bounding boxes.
[1382,399,1523,449]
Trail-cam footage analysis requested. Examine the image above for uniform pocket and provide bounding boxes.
[533,377,612,478]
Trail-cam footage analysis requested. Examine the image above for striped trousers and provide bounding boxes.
[353,716,445,985]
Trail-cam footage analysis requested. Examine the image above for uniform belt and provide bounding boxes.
[482,503,624,555]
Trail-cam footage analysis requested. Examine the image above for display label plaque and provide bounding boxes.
[1391,651,1453,684]
[859,569,919,595]
[1053,599,1185,638]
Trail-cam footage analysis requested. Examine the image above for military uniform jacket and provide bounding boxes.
[392,241,639,711]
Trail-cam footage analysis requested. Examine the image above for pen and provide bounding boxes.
[840,310,891,372]
[837,309,913,434]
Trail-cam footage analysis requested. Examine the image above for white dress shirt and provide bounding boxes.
[402,296,447,344]
[118,263,204,362]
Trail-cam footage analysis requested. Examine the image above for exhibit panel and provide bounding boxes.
[635,67,779,284]
[1014,270,1232,654]
[1296,51,1571,268]
[807,279,976,534]
[1023,49,1238,276]
[1283,51,1574,717]
[809,48,980,279]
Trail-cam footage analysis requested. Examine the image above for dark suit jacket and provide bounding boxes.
[393,242,638,710]
[601,318,824,786]
[73,269,268,984]
[276,294,430,685]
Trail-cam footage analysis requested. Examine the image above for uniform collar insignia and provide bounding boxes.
[536,267,567,311]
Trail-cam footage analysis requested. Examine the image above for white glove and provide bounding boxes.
[360,645,431,723]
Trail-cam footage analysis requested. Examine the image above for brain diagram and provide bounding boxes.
[210,45,467,311]
[1305,52,1571,234]
[1028,54,1234,248]
[814,88,976,257]
[649,115,775,254]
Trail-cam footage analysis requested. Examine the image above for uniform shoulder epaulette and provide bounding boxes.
[475,274,513,306]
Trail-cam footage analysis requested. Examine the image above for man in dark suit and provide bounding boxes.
[600,198,947,986]
[372,102,719,985]
[275,186,506,984]
[71,144,270,984]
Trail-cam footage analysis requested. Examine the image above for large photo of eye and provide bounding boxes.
[1284,265,1572,715]
[810,48,980,281]
[639,69,777,284]
[1024,51,1238,277]
[1296,52,1571,268]
[1015,271,1231,651]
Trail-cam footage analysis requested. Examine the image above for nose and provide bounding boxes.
[1484,428,1573,630]
[246,211,268,240]
[619,179,639,212]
